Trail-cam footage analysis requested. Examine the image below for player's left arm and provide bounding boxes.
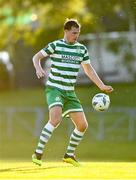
[82,63,113,93]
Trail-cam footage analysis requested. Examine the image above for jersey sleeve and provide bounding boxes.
[40,41,56,57]
[81,47,90,64]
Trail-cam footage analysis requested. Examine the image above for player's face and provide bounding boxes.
[65,27,80,43]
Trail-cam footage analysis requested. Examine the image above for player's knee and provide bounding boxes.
[82,121,88,131]
[49,118,61,128]
[77,121,88,132]
[49,107,62,127]
[49,110,62,127]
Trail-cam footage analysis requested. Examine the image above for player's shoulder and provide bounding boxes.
[76,41,87,50]
[49,39,64,46]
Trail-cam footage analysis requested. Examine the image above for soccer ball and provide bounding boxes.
[92,93,110,112]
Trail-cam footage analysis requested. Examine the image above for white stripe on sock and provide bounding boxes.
[67,146,75,151]
[67,152,74,156]
[45,122,55,131]
[70,141,79,145]
[36,149,43,154]
[74,128,85,136]
[71,134,82,141]
[38,143,45,148]
[42,131,52,137]
[40,136,48,143]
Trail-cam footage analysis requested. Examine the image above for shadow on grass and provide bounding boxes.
[0,164,73,173]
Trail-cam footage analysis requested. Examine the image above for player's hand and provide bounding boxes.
[36,68,46,79]
[100,84,114,93]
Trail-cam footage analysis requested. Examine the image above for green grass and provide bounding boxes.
[0,82,136,107]
[77,83,136,107]
[0,83,136,162]
[1,118,136,162]
[0,161,136,180]
[0,87,45,107]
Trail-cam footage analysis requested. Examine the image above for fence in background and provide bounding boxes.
[0,106,136,141]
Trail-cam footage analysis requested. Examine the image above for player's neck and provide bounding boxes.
[63,37,76,45]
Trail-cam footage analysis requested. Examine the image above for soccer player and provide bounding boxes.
[32,19,113,167]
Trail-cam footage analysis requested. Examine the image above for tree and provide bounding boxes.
[0,0,136,87]
[0,0,136,48]
[0,61,10,90]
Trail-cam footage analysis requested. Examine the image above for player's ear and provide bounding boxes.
[64,29,69,33]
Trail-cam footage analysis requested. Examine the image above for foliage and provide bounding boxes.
[0,0,136,49]
[0,0,136,88]
[0,0,93,50]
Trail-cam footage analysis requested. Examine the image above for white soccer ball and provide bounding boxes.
[92,93,110,112]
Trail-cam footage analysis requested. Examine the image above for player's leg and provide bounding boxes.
[63,111,88,166]
[70,111,88,132]
[32,106,62,166]
[32,86,63,166]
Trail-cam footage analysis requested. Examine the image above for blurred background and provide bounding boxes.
[0,0,136,162]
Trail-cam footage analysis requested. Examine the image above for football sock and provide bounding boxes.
[66,128,85,156]
[35,122,55,154]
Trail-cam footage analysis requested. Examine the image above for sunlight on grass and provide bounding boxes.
[0,161,136,180]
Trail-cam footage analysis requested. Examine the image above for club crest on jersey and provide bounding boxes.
[55,96,61,101]
[76,47,81,53]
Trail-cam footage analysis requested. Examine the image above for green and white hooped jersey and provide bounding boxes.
[41,39,90,91]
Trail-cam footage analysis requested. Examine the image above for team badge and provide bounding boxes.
[76,47,81,54]
[55,96,61,101]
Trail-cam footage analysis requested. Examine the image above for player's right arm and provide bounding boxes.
[32,51,46,79]
[33,41,56,79]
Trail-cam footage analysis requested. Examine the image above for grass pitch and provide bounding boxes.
[0,161,136,180]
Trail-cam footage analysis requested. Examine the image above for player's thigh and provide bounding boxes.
[69,111,88,131]
[62,91,82,117]
[45,86,63,109]
[49,106,62,127]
